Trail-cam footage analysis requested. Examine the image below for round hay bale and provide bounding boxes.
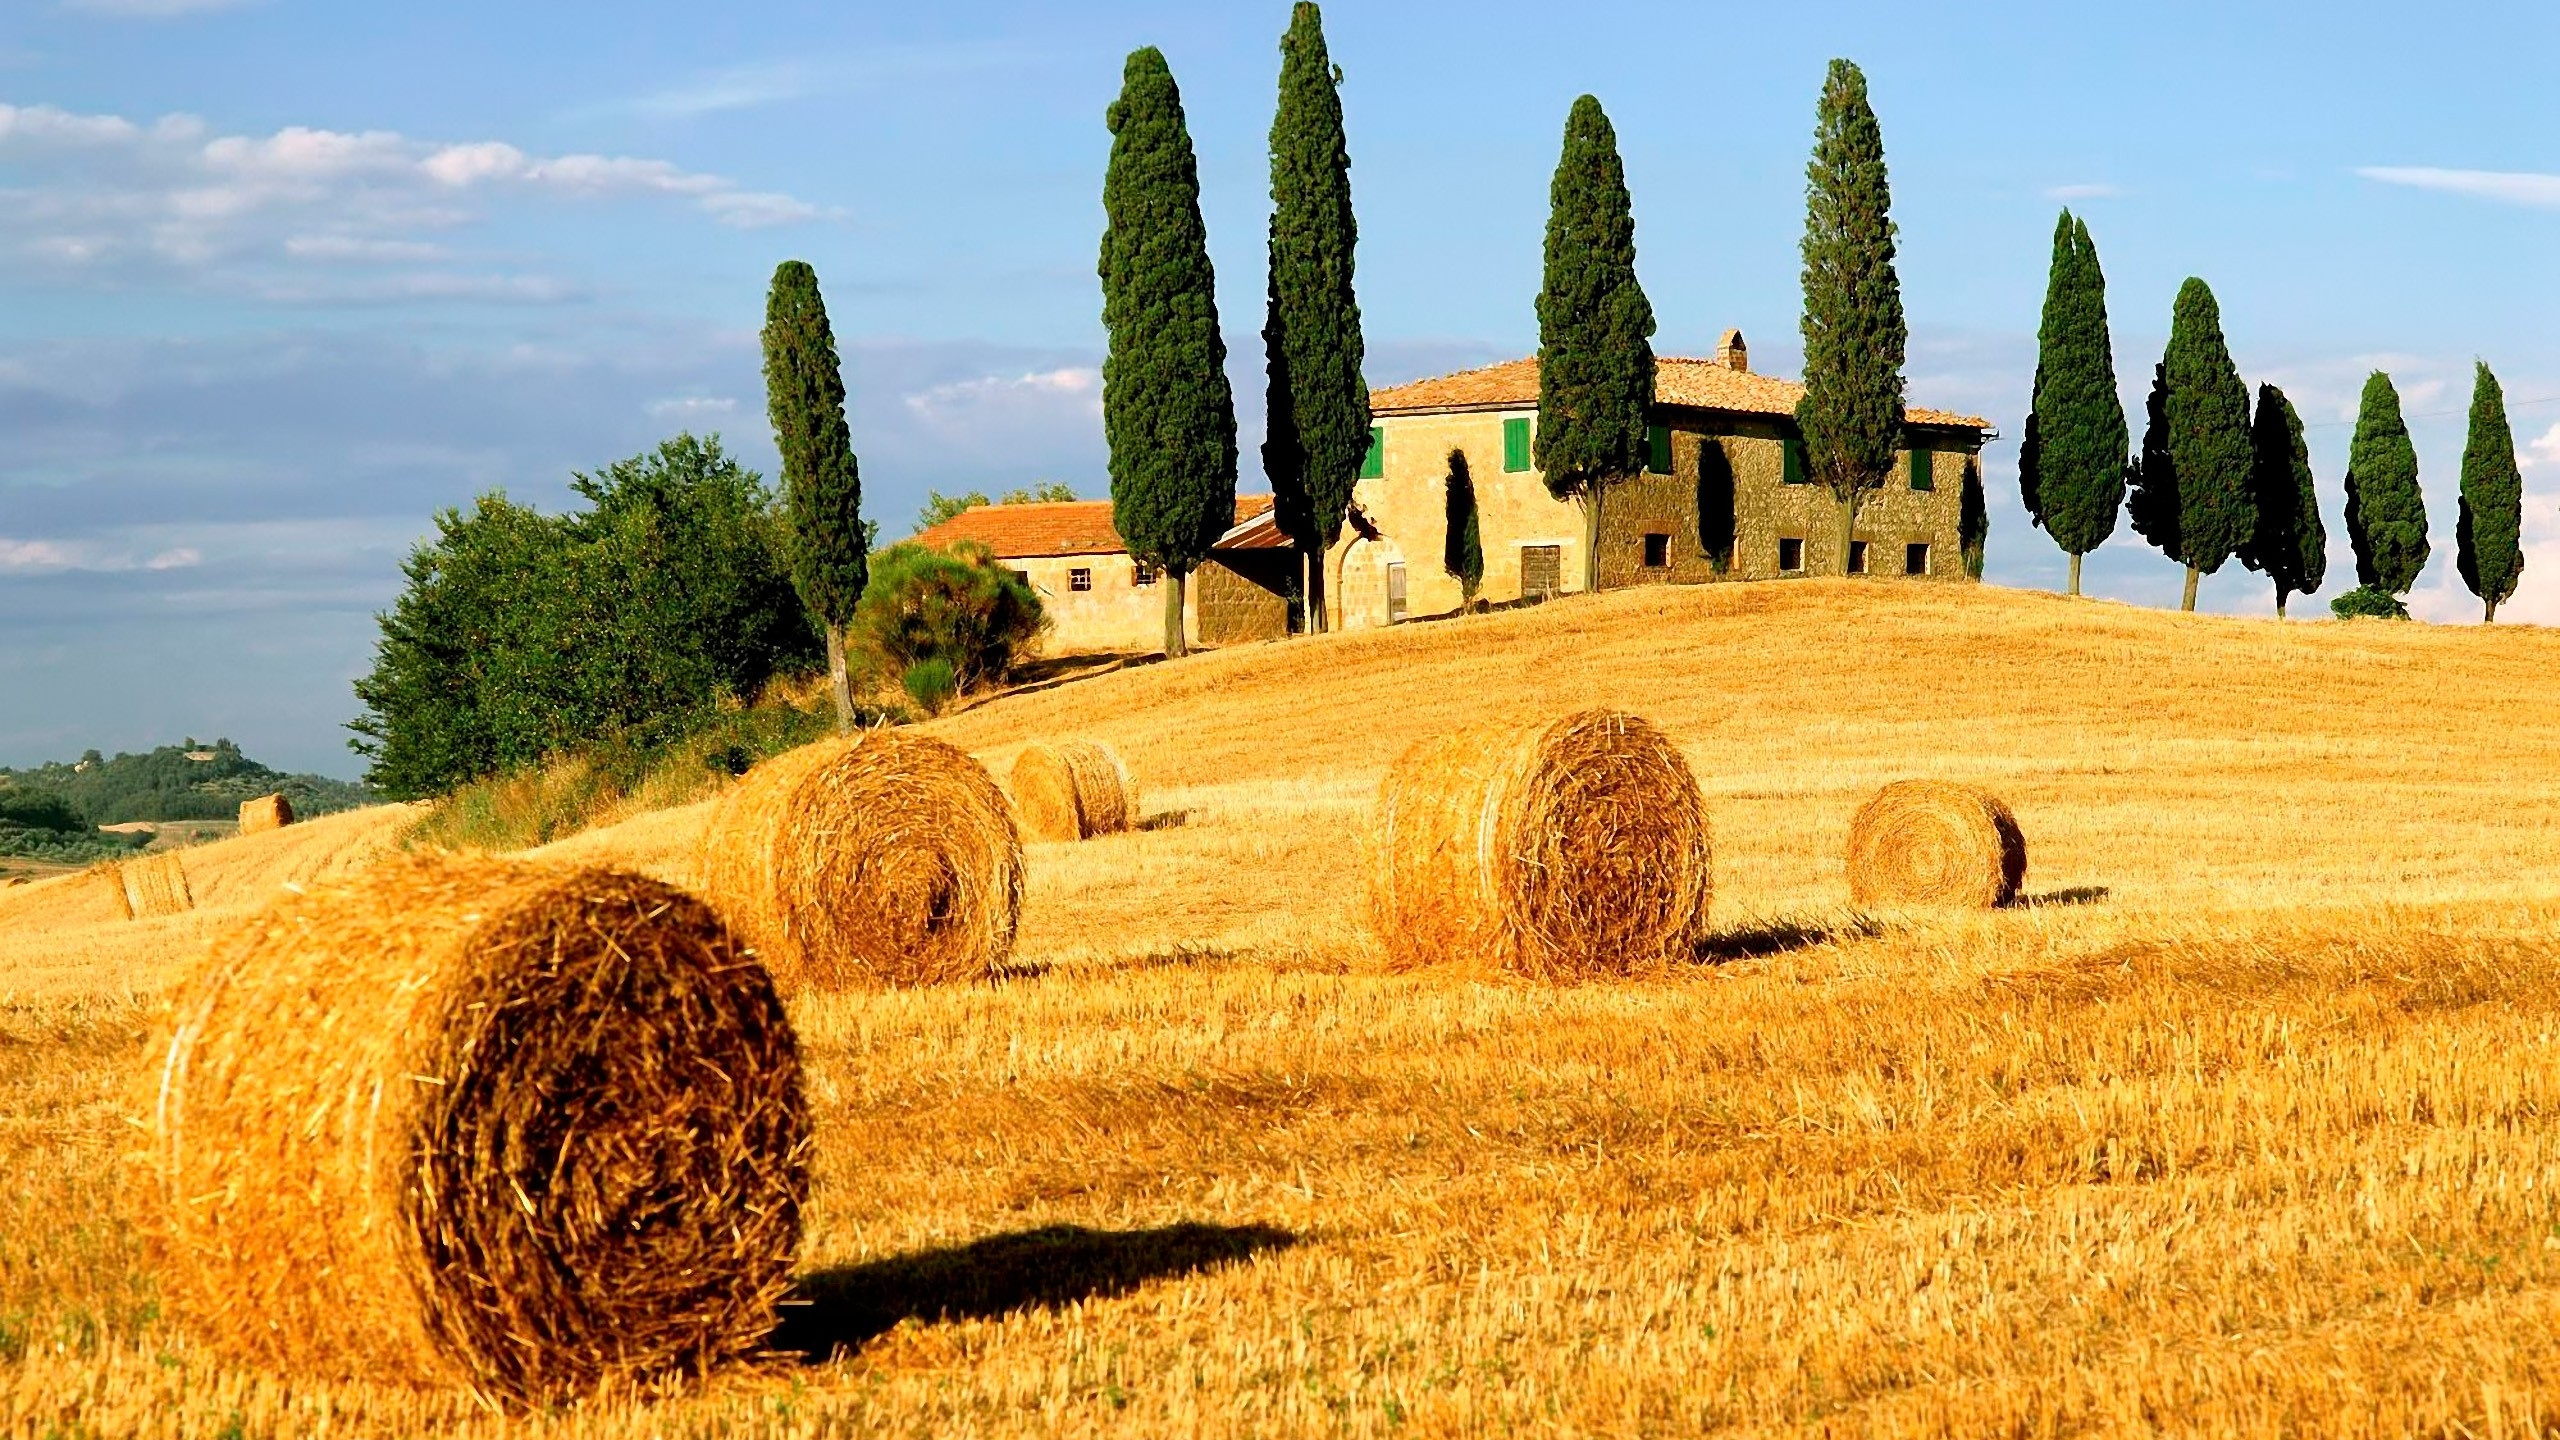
[139,855,807,1405]
[116,850,192,918]
[1009,740,1135,841]
[1845,779,2026,909]
[237,793,295,834]
[699,731,1022,991]
[1367,709,1712,981]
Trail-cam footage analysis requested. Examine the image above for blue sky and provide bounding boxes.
[5,0,2560,774]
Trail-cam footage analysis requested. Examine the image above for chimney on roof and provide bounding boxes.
[1715,328,1748,373]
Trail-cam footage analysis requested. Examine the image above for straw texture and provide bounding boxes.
[1009,740,1135,841]
[138,854,809,1406]
[116,851,191,918]
[237,793,295,834]
[1367,709,1712,980]
[1845,779,2026,909]
[699,731,1023,990]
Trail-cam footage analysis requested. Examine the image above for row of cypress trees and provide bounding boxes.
[2021,214,2524,621]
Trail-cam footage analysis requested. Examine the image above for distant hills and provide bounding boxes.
[0,740,373,861]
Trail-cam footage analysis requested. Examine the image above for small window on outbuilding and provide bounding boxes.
[1777,537,1805,574]
[1361,425,1386,479]
[1646,424,1672,475]
[1908,445,1934,491]
[1069,567,1094,592]
[1642,532,1670,568]
[1503,416,1533,472]
[1848,539,1870,575]
[1782,438,1807,485]
[1132,560,1158,586]
[1906,542,1931,576]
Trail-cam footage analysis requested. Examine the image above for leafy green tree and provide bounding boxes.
[2127,280,2253,610]
[1443,449,1484,607]
[1100,47,1239,658]
[851,540,1046,697]
[1796,58,1906,575]
[763,260,868,730]
[2239,384,2325,617]
[1535,93,1655,594]
[2458,361,2524,622]
[1261,1,1366,634]
[1001,482,1080,504]
[918,490,993,532]
[2020,211,2125,595]
[2343,370,2428,599]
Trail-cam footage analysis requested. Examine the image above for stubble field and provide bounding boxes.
[10,579,2560,1436]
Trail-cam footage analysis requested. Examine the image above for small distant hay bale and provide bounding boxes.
[1009,740,1135,841]
[139,855,808,1406]
[1845,780,2026,910]
[237,793,294,834]
[1367,709,1712,981]
[117,851,192,918]
[699,731,1022,991]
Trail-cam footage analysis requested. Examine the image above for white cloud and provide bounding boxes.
[904,367,1099,425]
[0,535,203,574]
[645,395,738,420]
[2358,166,2560,209]
[2043,183,2122,201]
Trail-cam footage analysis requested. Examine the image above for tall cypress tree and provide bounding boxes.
[2021,211,2125,596]
[2239,383,2325,617]
[1101,48,1238,659]
[2126,360,2179,570]
[1796,57,1905,575]
[762,259,866,732]
[1443,449,1483,608]
[2152,278,2255,611]
[1262,2,1365,636]
[2343,371,2427,600]
[1534,93,1654,594]
[2458,360,2524,622]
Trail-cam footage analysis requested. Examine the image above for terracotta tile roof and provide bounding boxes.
[1369,355,1990,430]
[914,494,1276,559]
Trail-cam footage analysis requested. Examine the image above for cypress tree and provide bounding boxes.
[1261,2,1366,636]
[1100,47,1239,659]
[2151,278,2255,611]
[1534,93,1655,594]
[1796,58,1905,574]
[2343,371,2427,599]
[1443,449,1483,608]
[2126,361,2179,571]
[762,259,866,731]
[2239,383,2325,617]
[2021,211,2125,596]
[1959,455,1989,579]
[2458,360,2524,622]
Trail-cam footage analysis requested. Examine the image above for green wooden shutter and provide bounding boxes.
[1908,445,1933,491]
[1646,424,1672,475]
[1361,425,1385,479]
[1503,417,1531,472]
[1782,438,1805,485]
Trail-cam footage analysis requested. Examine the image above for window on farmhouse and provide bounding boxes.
[1848,540,1870,575]
[1906,542,1931,576]
[1503,417,1533,473]
[1646,425,1672,475]
[1778,537,1804,574]
[1361,425,1386,480]
[1070,567,1093,592]
[1642,533,1670,568]
[1908,446,1935,491]
[1132,560,1158,586]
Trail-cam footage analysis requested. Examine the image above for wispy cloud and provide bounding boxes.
[2043,183,2122,201]
[0,536,202,574]
[60,0,256,15]
[2358,166,2560,208]
[904,367,1099,427]
[592,44,1044,122]
[645,395,738,420]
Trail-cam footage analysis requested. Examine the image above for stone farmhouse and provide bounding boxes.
[1332,331,1993,629]
[912,496,1296,654]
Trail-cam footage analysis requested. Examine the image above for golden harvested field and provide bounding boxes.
[12,579,2560,1435]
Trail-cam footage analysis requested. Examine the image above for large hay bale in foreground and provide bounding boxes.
[1845,779,2026,909]
[700,731,1022,990]
[1367,709,1712,980]
[237,793,294,834]
[139,855,808,1405]
[117,851,191,918]
[1009,740,1135,841]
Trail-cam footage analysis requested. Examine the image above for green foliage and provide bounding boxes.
[919,490,991,532]
[2,739,371,825]
[2127,361,2179,561]
[349,434,819,799]
[1100,48,1239,595]
[1795,58,1905,508]
[1442,450,1484,603]
[763,261,867,631]
[2022,211,2125,565]
[2457,361,2524,618]
[901,658,959,716]
[1533,94,1655,505]
[1006,482,1081,504]
[2330,584,2411,620]
[2160,278,2255,582]
[2343,371,2428,596]
[851,540,1047,696]
[1959,456,1989,579]
[2240,383,2326,613]
[1262,1,1368,580]
[0,786,86,832]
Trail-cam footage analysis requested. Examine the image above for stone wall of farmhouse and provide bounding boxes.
[1012,553,1179,654]
[1195,558,1290,645]
[1330,408,1587,630]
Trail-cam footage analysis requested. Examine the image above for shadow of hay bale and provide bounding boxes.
[1690,915,1883,964]
[2013,885,2110,909]
[774,1222,1297,1362]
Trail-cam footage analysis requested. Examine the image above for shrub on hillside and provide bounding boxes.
[901,658,959,716]
[850,540,1046,696]
[2330,584,2411,620]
